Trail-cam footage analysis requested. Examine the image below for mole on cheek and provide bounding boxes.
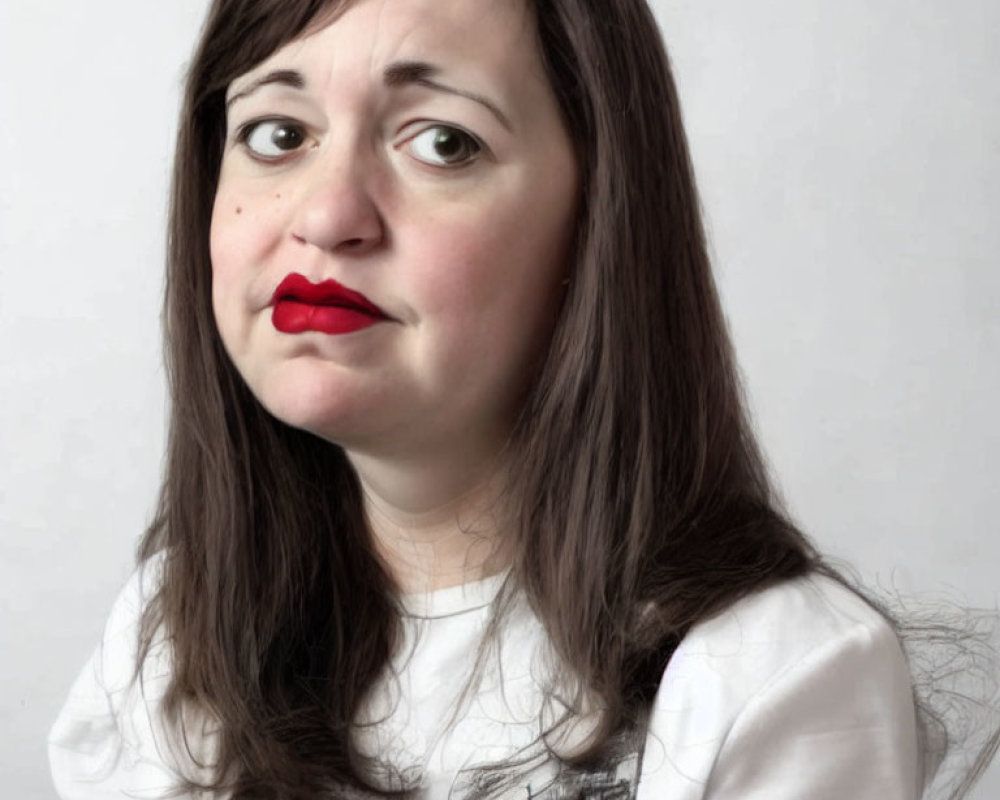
[235,206,242,214]
[275,193,281,199]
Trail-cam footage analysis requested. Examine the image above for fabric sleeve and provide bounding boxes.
[701,617,921,800]
[48,555,182,799]
[48,638,125,798]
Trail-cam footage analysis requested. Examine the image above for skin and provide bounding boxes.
[210,0,579,591]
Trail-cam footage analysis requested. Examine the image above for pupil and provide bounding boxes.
[433,129,464,159]
[272,126,303,150]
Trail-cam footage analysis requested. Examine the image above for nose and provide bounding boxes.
[289,146,385,255]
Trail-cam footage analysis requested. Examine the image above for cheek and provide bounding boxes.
[209,183,287,317]
[208,183,276,357]
[208,197,242,340]
[210,185,262,281]
[410,193,571,313]
[403,196,573,381]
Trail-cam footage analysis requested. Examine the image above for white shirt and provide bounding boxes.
[50,557,921,799]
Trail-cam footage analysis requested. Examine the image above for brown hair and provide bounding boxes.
[140,0,815,795]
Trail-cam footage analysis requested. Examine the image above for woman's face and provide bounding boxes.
[210,0,578,469]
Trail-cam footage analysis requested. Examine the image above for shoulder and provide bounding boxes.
[671,572,902,694]
[48,552,189,798]
[54,552,168,704]
[637,573,921,800]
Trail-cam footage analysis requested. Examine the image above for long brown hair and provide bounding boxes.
[140,0,815,795]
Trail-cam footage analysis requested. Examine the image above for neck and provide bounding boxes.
[347,448,513,594]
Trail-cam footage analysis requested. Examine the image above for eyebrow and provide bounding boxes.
[383,60,512,131]
[226,69,306,109]
[225,60,512,132]
[226,69,305,108]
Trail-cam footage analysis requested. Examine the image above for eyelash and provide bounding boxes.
[398,123,486,168]
[233,117,488,168]
[235,117,308,163]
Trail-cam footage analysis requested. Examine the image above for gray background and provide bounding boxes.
[1,0,997,795]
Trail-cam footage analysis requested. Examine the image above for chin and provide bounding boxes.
[252,371,374,446]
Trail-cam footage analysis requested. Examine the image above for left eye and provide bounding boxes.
[406,125,483,167]
[239,119,307,160]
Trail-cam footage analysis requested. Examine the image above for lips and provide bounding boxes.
[270,273,389,335]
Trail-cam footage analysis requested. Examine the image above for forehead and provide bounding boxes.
[232,0,541,91]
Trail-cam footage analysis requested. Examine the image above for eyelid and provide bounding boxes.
[396,121,491,168]
[233,115,301,143]
[233,116,311,162]
[228,114,491,168]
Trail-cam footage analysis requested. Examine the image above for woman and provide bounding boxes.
[50,0,932,797]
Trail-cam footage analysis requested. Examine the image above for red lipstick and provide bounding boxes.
[270,273,388,335]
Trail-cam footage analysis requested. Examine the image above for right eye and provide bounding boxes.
[238,119,308,160]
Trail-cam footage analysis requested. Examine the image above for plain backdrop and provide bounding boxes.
[1,0,997,796]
